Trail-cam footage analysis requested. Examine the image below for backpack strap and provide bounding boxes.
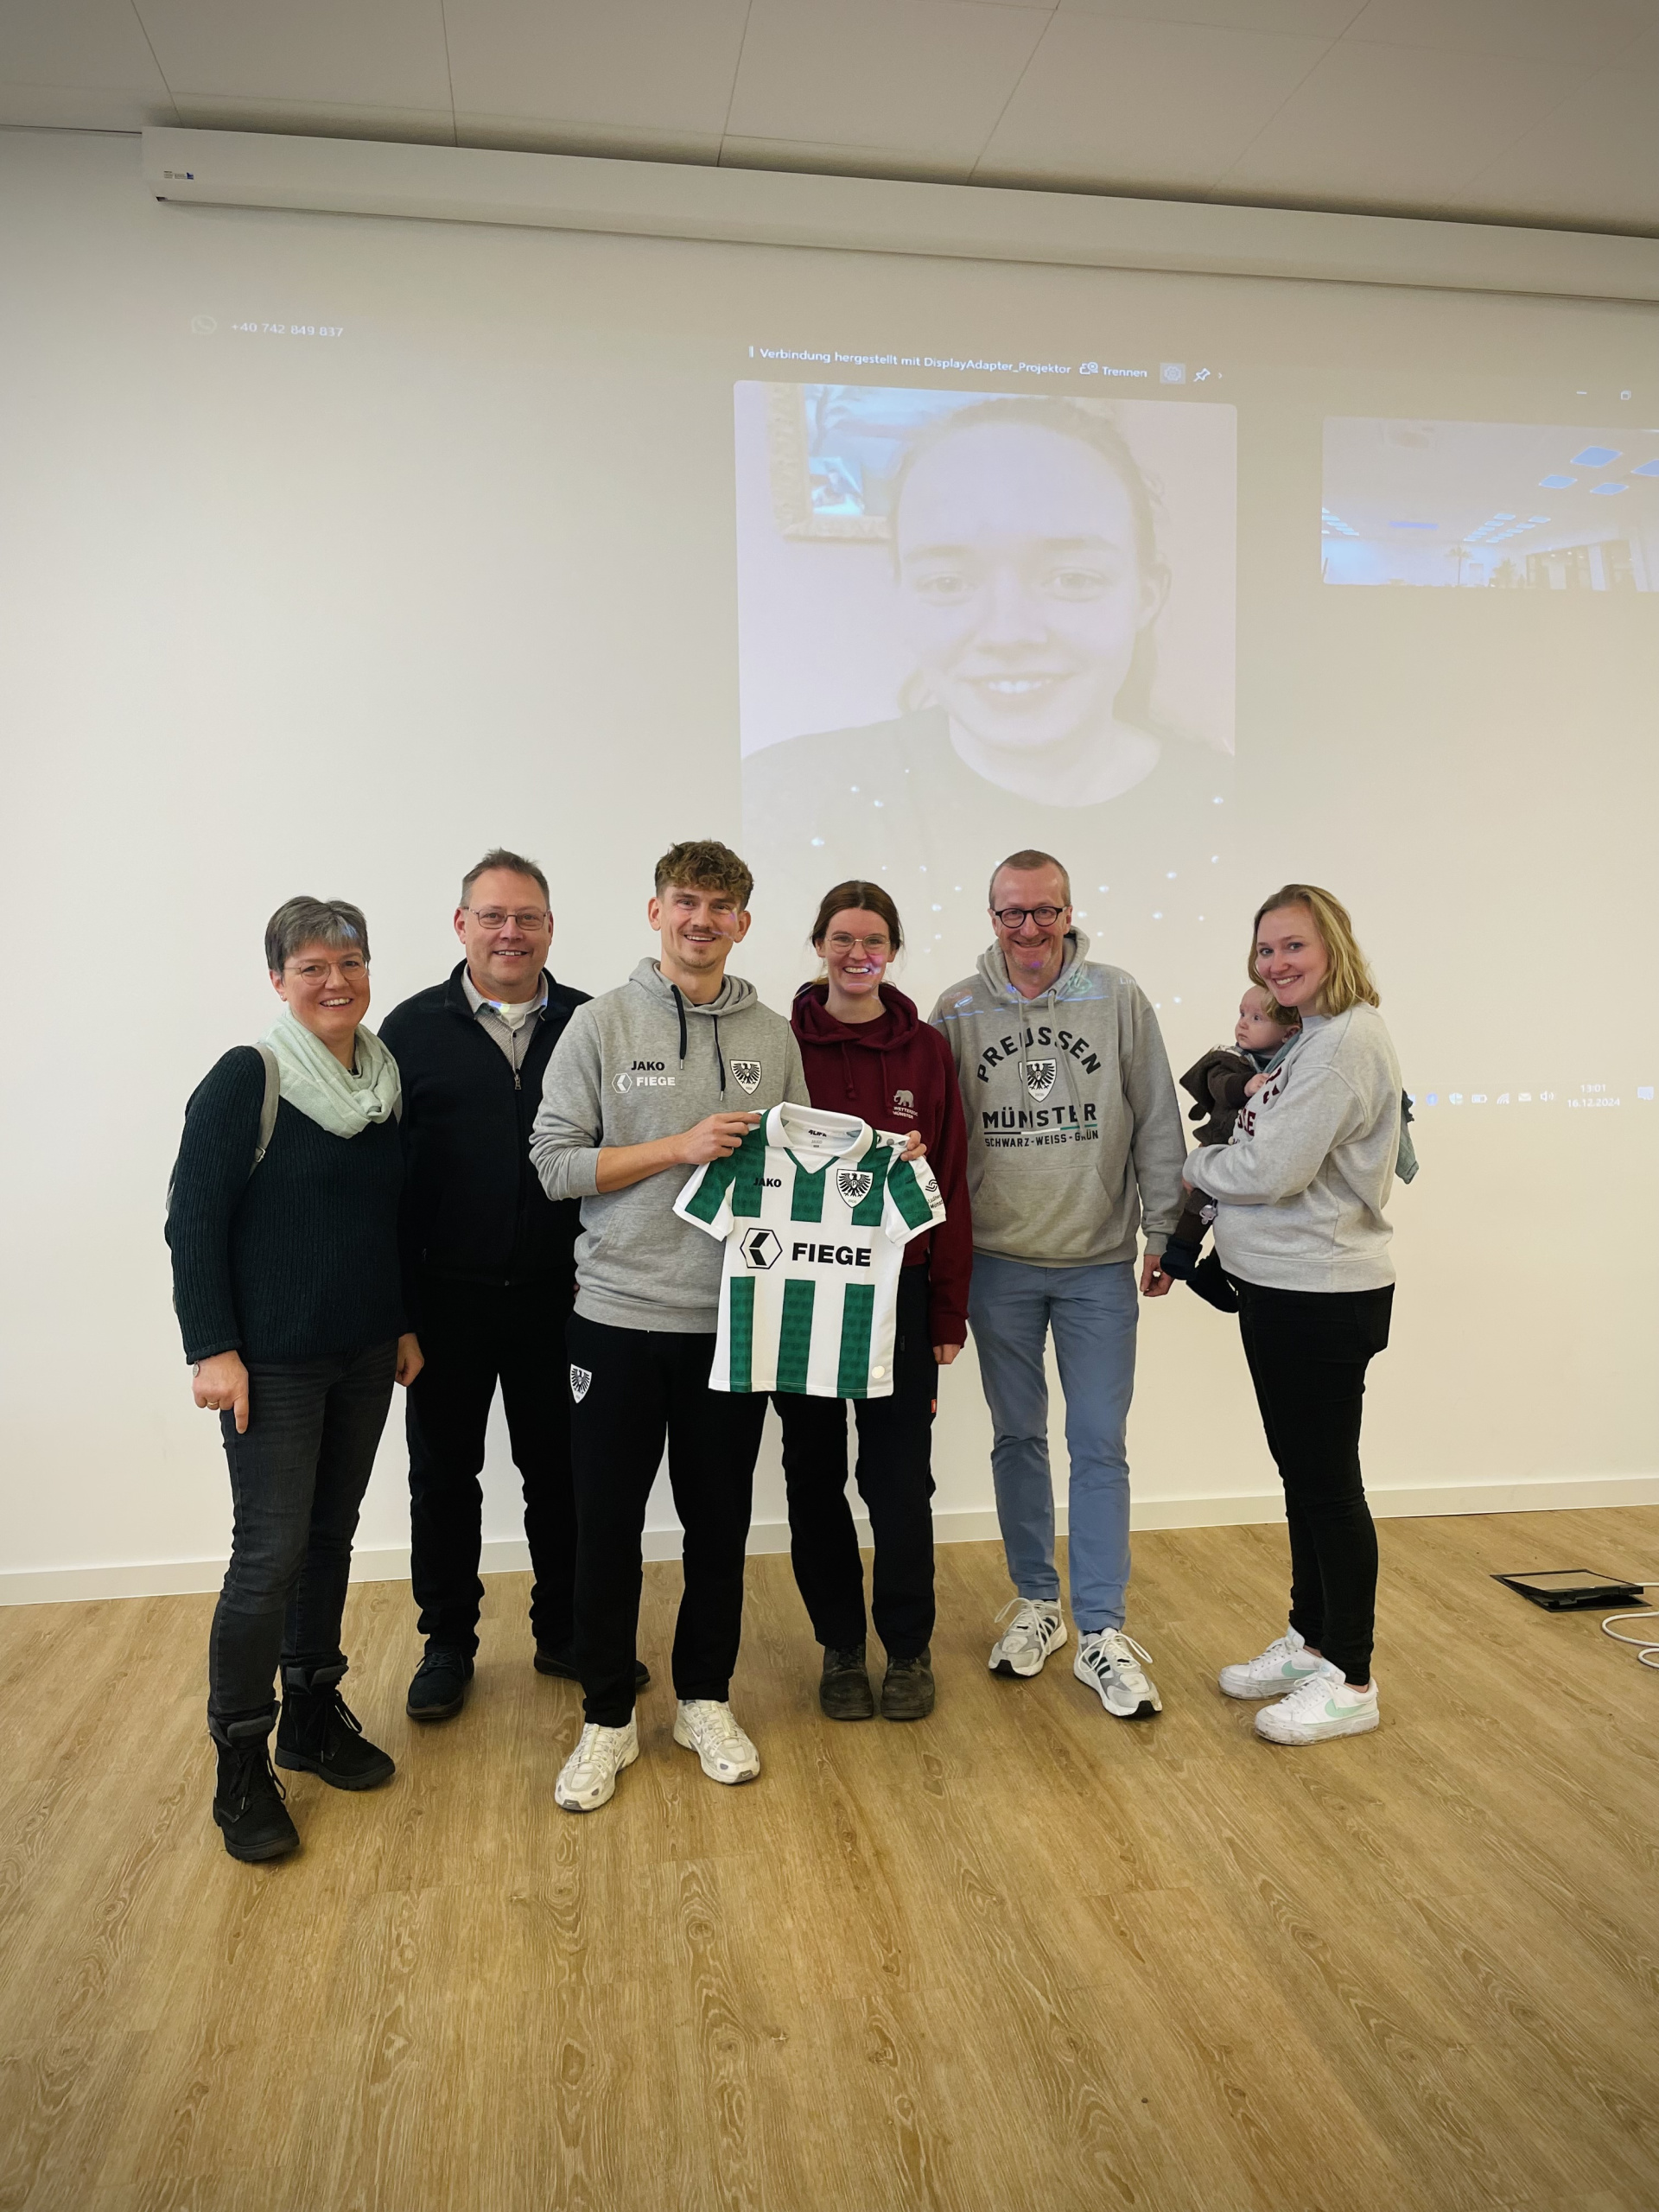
[252,1044,280,1168]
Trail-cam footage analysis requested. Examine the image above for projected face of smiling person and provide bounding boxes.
[893,419,1166,806]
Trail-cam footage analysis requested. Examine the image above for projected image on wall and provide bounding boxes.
[1322,417,1659,589]
[736,382,1236,969]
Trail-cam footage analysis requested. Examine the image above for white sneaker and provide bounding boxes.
[988,1599,1067,1679]
[1255,1669,1380,1745]
[672,1700,761,1785]
[1218,1625,1329,1701]
[555,1717,639,1812]
[1074,1630,1163,1720]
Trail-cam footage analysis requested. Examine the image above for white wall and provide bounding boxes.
[2,129,1655,1605]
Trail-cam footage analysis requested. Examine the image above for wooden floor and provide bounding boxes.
[2,1508,1656,2212]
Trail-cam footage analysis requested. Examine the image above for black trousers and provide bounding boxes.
[209,1339,397,1730]
[776,1266,938,1661]
[1235,1277,1394,1686]
[405,1268,576,1657]
[567,1313,769,1727]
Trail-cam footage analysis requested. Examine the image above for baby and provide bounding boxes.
[1159,986,1300,1312]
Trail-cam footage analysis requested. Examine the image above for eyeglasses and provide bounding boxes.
[824,934,891,954]
[466,908,550,931]
[288,957,366,984]
[992,905,1065,930]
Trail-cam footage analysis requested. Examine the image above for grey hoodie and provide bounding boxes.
[1183,1003,1401,1293]
[928,932,1185,1268]
[531,958,807,1332]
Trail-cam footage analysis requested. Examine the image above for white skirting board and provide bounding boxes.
[3,1476,1656,1608]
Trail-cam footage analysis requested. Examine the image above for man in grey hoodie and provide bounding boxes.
[930,849,1185,1720]
[531,840,810,1814]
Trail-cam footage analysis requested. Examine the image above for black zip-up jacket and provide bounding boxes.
[378,963,589,1290]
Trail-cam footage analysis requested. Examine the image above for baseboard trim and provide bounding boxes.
[3,1475,1655,1608]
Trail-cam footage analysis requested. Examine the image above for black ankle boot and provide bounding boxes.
[212,1715,300,1862]
[276,1662,396,1791]
[819,1643,875,1720]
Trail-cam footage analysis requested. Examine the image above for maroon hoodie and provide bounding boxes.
[790,982,972,1347]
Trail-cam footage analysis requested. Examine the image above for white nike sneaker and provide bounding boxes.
[1074,1630,1163,1720]
[1255,1669,1380,1745]
[555,1717,639,1812]
[988,1599,1067,1679]
[672,1700,761,1785]
[1218,1625,1329,1701]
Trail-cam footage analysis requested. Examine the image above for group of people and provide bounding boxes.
[167,839,1404,1862]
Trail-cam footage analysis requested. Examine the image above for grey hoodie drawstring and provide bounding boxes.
[711,1012,727,1096]
[671,981,727,1094]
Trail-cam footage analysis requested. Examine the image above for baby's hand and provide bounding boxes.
[1243,1071,1270,1096]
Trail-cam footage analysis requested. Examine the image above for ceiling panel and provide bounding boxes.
[0,0,173,107]
[1443,61,1659,232]
[1217,37,1589,210]
[728,0,1048,158]
[1344,0,1659,69]
[132,0,452,110]
[1058,0,1361,35]
[978,13,1329,188]
[444,0,749,134]
[170,95,455,145]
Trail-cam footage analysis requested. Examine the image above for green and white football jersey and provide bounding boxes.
[674,1102,946,1398]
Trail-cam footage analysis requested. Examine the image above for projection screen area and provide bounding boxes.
[2,130,1655,1584]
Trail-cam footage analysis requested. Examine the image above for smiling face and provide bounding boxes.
[1253,906,1331,1015]
[816,906,893,1007]
[456,867,553,1003]
[989,858,1073,997]
[649,880,751,996]
[271,937,370,1058]
[1236,984,1297,1053]
[894,421,1163,756]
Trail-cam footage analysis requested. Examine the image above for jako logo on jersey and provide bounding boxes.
[569,1365,592,1403]
[836,1169,874,1205]
[1023,1058,1058,1103]
[740,1227,780,1270]
[730,1059,762,1095]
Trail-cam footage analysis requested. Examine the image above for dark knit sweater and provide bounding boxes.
[167,1046,405,1365]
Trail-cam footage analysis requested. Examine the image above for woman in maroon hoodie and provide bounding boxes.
[781,880,971,1722]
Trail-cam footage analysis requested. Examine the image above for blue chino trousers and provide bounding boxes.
[967,1255,1139,1635]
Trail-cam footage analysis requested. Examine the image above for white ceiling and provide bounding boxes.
[3,0,1657,237]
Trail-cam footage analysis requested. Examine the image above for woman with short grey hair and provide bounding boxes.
[167,896,423,1861]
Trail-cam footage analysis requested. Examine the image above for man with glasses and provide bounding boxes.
[378,849,638,1720]
[929,849,1184,1719]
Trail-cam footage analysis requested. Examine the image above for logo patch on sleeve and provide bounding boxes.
[1023,1058,1058,1103]
[730,1059,761,1095]
[569,1365,592,1403]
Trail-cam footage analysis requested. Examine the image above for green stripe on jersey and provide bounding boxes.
[726,1276,754,1392]
[777,1279,816,1393]
[849,1152,887,1227]
[836,1283,875,1398]
[789,1163,826,1223]
[887,1159,937,1231]
[681,1151,736,1224]
[731,1124,768,1220]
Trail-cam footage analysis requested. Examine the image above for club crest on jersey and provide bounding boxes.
[569,1365,592,1403]
[740,1226,780,1270]
[1023,1058,1058,1103]
[836,1169,874,1205]
[730,1059,761,1096]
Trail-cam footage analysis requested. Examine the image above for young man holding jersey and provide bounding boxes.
[530,840,811,1813]
[930,849,1185,1720]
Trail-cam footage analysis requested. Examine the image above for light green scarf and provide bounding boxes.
[261,1007,402,1139]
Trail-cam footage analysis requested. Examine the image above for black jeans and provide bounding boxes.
[777,1266,938,1661]
[405,1268,576,1656]
[566,1313,768,1727]
[208,1339,397,1731]
[1235,1279,1394,1686]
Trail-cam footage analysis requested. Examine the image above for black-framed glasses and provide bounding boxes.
[466,907,550,931]
[992,905,1065,930]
